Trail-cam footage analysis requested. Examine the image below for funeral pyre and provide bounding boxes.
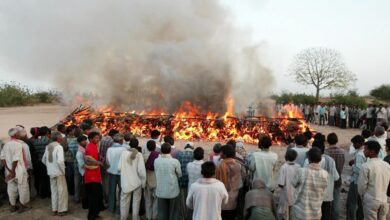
[61,102,310,144]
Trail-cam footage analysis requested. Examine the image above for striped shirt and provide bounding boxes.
[176,149,194,188]
[155,154,182,199]
[291,163,328,220]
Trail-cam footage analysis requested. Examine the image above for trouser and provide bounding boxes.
[85,182,104,220]
[319,115,325,125]
[328,116,335,126]
[101,169,109,203]
[363,198,389,220]
[34,161,51,198]
[65,162,75,195]
[179,188,188,220]
[120,186,142,220]
[321,201,332,220]
[144,186,158,220]
[341,119,347,128]
[346,183,363,220]
[157,196,180,220]
[49,175,68,212]
[221,209,237,220]
[7,173,30,206]
[28,169,37,198]
[332,187,340,220]
[108,173,121,213]
[74,168,82,202]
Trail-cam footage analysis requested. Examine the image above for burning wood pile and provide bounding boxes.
[60,103,310,144]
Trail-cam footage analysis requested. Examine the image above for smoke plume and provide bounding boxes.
[0,0,274,113]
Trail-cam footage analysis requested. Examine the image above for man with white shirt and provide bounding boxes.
[42,131,68,216]
[186,161,228,220]
[0,128,30,213]
[358,140,390,220]
[291,135,309,167]
[106,133,127,214]
[118,140,146,220]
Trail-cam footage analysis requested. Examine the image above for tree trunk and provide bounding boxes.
[316,87,320,102]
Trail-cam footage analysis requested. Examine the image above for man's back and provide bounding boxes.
[249,150,278,190]
[291,146,308,167]
[106,143,126,175]
[154,155,182,199]
[292,164,328,220]
[186,178,228,220]
[358,158,390,203]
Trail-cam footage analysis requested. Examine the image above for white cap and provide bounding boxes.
[8,128,18,137]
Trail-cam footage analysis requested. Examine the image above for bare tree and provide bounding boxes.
[289,48,356,101]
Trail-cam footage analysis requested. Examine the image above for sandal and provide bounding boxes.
[52,211,58,216]
[58,212,67,216]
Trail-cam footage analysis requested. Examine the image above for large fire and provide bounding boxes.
[61,102,310,144]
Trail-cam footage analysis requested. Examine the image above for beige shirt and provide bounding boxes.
[358,158,390,203]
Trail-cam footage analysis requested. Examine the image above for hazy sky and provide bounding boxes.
[0,0,389,96]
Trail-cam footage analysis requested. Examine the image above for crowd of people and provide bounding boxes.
[1,120,390,220]
[278,103,390,130]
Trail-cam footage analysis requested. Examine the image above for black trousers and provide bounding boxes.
[85,182,104,220]
[34,161,51,198]
[321,201,332,220]
[222,209,237,220]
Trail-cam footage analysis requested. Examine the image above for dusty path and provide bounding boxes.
[0,105,386,219]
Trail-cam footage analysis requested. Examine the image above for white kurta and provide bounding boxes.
[186,178,228,220]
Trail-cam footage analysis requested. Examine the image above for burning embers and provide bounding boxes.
[61,102,310,144]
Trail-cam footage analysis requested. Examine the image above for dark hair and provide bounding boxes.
[314,133,325,142]
[129,138,139,149]
[163,136,174,145]
[161,143,171,154]
[30,127,40,136]
[193,147,204,160]
[57,124,66,132]
[80,122,92,131]
[88,131,100,141]
[364,140,381,155]
[295,134,308,146]
[77,135,88,143]
[259,135,272,149]
[351,135,365,144]
[151,130,161,139]
[303,130,313,141]
[147,140,156,152]
[124,133,134,142]
[386,139,390,149]
[108,129,119,137]
[66,125,77,134]
[327,133,338,145]
[213,143,222,154]
[226,139,236,149]
[308,147,322,163]
[83,119,93,126]
[361,129,371,139]
[39,126,51,136]
[285,149,298,162]
[201,161,216,178]
[221,145,235,158]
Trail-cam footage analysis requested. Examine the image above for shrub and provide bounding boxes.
[370,84,390,101]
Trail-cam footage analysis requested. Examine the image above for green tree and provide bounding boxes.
[289,47,356,101]
[370,84,390,101]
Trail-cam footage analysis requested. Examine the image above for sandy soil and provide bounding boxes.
[0,105,385,219]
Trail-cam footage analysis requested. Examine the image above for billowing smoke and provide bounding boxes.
[0,0,273,113]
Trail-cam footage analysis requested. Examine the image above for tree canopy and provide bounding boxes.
[370,84,390,101]
[289,47,356,101]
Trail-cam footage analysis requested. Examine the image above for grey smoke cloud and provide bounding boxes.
[0,0,273,113]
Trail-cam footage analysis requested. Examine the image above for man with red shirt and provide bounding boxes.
[84,132,104,220]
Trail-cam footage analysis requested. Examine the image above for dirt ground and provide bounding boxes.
[0,105,386,219]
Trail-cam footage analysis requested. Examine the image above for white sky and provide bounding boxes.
[1,0,389,95]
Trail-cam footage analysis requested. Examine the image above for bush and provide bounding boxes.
[272,92,317,105]
[330,91,367,108]
[0,82,58,107]
[370,84,390,101]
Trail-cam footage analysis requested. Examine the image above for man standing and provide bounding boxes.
[325,133,345,220]
[42,132,68,216]
[154,143,182,220]
[84,132,104,220]
[118,138,146,220]
[291,148,328,220]
[0,128,30,213]
[346,135,365,220]
[176,142,194,219]
[358,141,390,220]
[248,135,278,191]
[186,161,228,220]
[143,130,162,155]
[291,135,309,167]
[106,133,127,214]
